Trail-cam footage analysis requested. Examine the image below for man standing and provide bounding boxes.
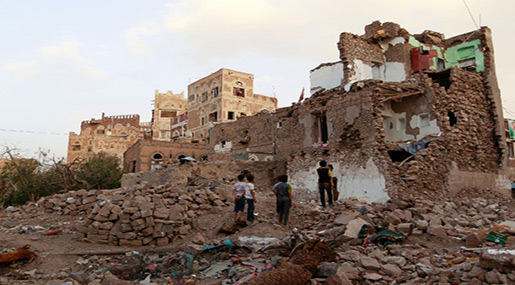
[272,175,293,225]
[317,160,333,207]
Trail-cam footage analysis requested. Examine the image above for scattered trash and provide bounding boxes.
[43,228,62,235]
[0,244,37,264]
[485,232,507,245]
[237,236,281,252]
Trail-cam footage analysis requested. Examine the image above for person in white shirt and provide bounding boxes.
[245,175,257,222]
[233,174,247,221]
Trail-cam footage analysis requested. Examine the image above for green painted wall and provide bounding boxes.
[444,39,484,72]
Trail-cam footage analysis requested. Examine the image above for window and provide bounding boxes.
[72,145,81,151]
[97,128,105,135]
[202,117,205,125]
[209,112,218,122]
[202,92,208,102]
[228,111,234,120]
[320,115,328,143]
[448,112,457,127]
[233,87,245,97]
[212,87,219,98]
[277,121,282,128]
[152,153,163,160]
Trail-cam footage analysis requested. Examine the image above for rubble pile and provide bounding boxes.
[75,178,232,246]
[291,192,515,284]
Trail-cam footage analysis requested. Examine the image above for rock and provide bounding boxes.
[427,226,447,238]
[396,223,413,235]
[363,273,383,281]
[69,272,88,284]
[452,256,465,264]
[414,220,428,231]
[479,249,515,273]
[384,212,402,225]
[360,256,380,270]
[315,262,338,278]
[343,218,370,238]
[334,212,359,225]
[381,264,402,277]
[153,208,169,219]
[385,256,406,267]
[465,233,482,247]
[325,266,352,285]
[484,270,500,284]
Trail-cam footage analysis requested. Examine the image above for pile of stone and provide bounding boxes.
[73,179,232,246]
[296,192,515,284]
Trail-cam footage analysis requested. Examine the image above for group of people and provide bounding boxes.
[232,160,338,226]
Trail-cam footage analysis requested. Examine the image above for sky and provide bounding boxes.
[0,0,513,159]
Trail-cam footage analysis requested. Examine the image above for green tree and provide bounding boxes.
[76,152,122,189]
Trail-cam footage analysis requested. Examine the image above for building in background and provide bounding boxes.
[187,68,278,139]
[151,90,187,141]
[123,139,210,172]
[67,113,147,165]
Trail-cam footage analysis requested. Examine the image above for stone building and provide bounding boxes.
[123,139,210,172]
[67,113,148,165]
[171,113,188,139]
[187,68,278,139]
[210,21,509,202]
[151,90,187,141]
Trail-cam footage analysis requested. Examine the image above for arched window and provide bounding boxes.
[152,153,163,160]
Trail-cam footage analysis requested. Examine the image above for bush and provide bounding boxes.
[76,152,123,189]
[0,150,123,206]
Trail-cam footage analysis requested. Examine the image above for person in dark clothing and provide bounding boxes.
[317,160,333,207]
[271,175,293,225]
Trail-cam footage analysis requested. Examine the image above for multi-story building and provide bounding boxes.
[171,113,188,139]
[151,90,187,141]
[67,113,146,165]
[187,68,278,139]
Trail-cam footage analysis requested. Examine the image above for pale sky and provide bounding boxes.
[1,0,513,159]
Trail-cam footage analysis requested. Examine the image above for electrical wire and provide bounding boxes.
[0,128,68,136]
[462,0,479,29]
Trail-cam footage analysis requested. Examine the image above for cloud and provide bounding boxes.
[125,26,160,56]
[3,40,107,82]
[2,61,41,76]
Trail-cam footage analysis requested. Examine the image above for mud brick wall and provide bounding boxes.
[384,68,501,196]
[337,33,383,85]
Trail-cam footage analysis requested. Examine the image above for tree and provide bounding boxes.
[76,152,123,190]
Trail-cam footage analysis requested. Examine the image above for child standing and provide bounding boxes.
[245,175,257,222]
[233,174,247,221]
[272,175,293,225]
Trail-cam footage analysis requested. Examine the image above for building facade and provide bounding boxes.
[123,139,210,172]
[67,113,147,165]
[151,90,187,141]
[187,68,278,139]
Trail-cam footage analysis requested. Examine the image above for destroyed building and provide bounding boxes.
[210,21,510,202]
[187,68,278,139]
[67,113,150,165]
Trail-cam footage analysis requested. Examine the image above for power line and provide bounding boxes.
[0,128,68,136]
[462,0,479,29]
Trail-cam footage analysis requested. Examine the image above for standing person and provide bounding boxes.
[317,160,333,207]
[272,175,293,225]
[245,175,257,222]
[328,164,339,201]
[233,174,247,221]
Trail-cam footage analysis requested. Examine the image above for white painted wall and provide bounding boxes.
[288,157,389,203]
[337,158,389,203]
[409,114,440,139]
[384,62,406,82]
[310,62,344,94]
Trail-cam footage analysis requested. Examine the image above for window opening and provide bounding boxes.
[448,112,457,127]
[320,115,328,143]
